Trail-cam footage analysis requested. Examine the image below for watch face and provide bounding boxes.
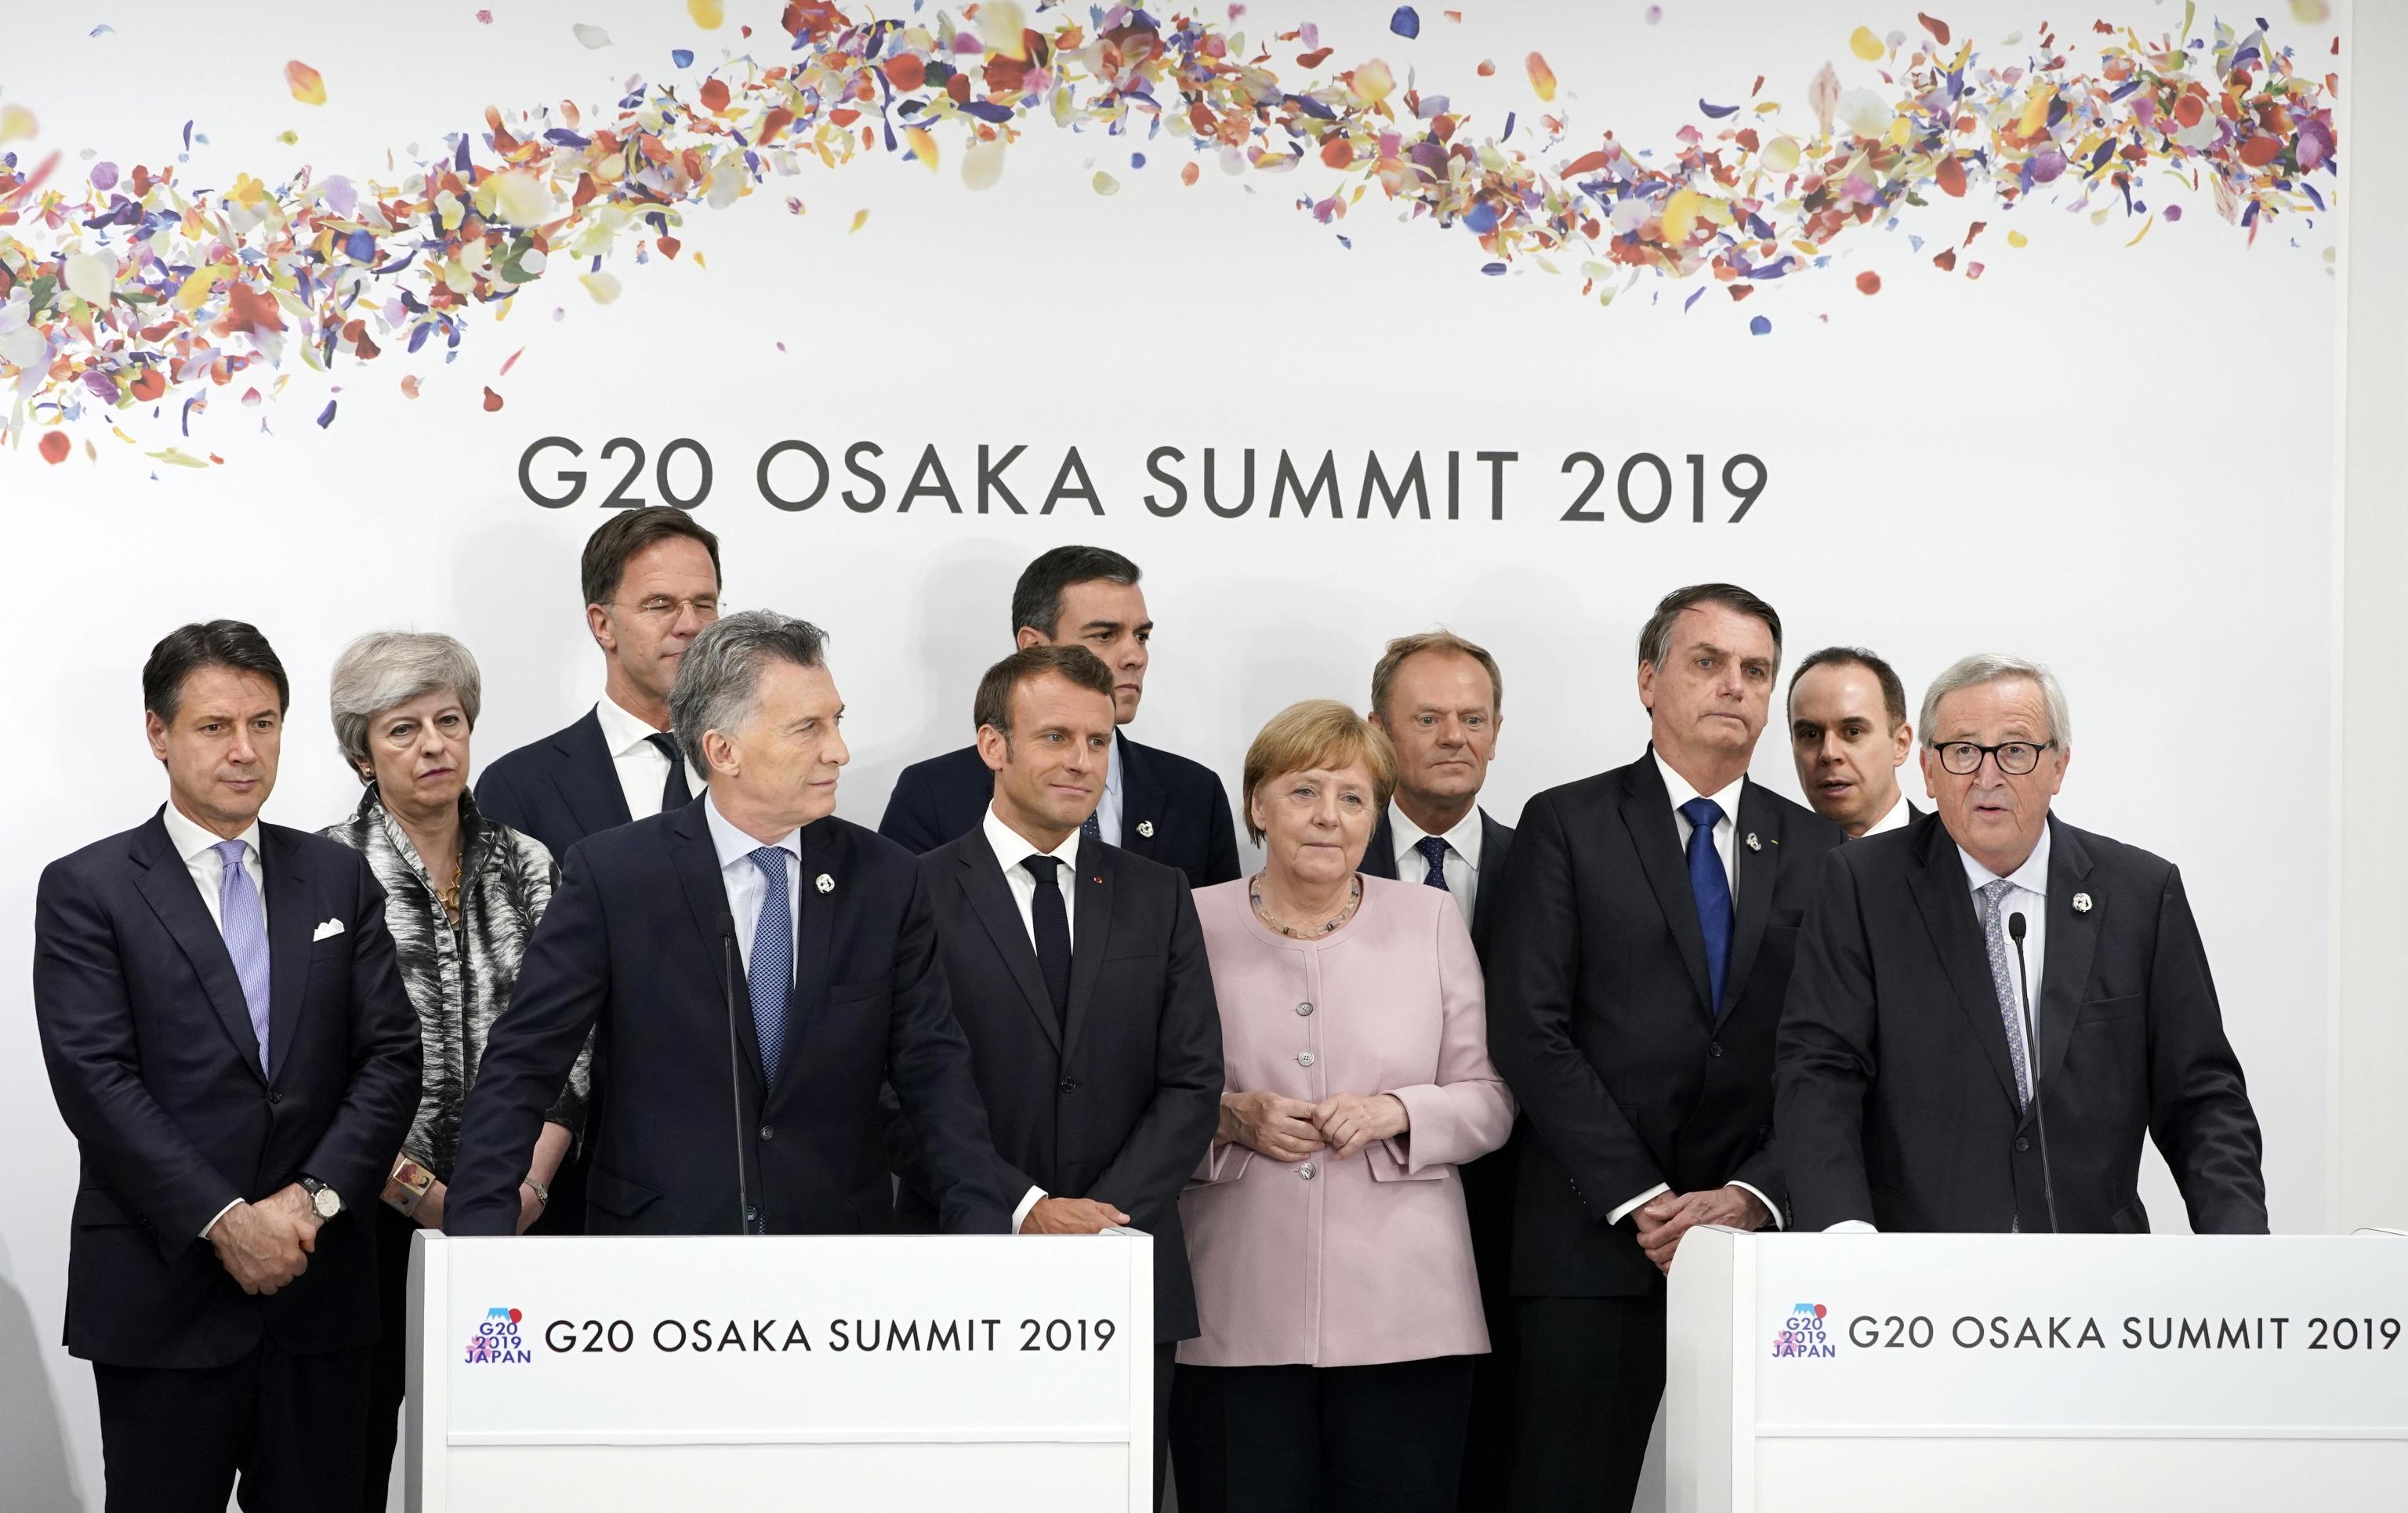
[312,1186,342,1219]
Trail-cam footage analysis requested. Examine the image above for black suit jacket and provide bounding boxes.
[446,804,1012,1236]
[1360,806,1518,956]
[1776,811,2267,1234]
[900,829,1223,1341]
[879,732,1242,891]
[1485,749,1845,1296]
[34,812,422,1367]
[474,707,627,866]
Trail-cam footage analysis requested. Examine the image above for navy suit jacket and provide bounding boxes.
[446,803,1012,1236]
[1359,806,1518,957]
[34,811,421,1367]
[880,732,1242,891]
[474,706,626,867]
[901,829,1223,1341]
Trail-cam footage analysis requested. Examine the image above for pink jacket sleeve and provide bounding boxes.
[1382,899,1515,1176]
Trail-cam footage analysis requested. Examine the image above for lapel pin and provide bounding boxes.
[2072,891,2092,913]
[1745,833,1761,852]
[1137,820,1155,838]
[815,873,835,894]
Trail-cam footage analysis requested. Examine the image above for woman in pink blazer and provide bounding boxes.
[1168,700,1514,1513]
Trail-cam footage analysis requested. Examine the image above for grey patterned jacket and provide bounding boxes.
[323,786,588,1178]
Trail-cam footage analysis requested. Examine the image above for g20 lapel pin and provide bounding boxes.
[1137,820,1155,838]
[2072,891,2093,913]
[815,873,835,894]
[1745,833,1762,852]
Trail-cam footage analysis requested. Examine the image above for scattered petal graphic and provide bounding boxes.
[285,60,325,105]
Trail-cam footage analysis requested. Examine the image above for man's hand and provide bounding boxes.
[515,1183,546,1235]
[1218,1091,1326,1162]
[1021,1196,1133,1235]
[1312,1094,1409,1159]
[1635,1185,1771,1274]
[412,1181,448,1232]
[207,1193,315,1295]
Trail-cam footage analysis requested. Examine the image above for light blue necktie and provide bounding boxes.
[745,847,792,1087]
[1415,834,1451,891]
[213,839,272,1073]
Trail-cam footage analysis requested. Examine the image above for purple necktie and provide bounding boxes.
[214,839,273,1072]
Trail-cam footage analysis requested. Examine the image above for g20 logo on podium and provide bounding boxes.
[465,1306,534,1366]
[1772,1303,1836,1360]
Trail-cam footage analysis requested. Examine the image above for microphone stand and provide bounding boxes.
[722,927,756,1236]
[2007,912,2061,1234]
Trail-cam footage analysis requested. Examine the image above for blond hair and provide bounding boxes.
[1240,698,1398,844]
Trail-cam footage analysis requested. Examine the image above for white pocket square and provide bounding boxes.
[311,918,345,942]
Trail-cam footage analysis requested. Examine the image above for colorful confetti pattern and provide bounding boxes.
[0,5,2340,462]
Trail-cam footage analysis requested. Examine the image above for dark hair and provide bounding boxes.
[143,620,290,723]
[1009,546,1141,640]
[974,644,1115,738]
[1788,645,1909,731]
[1636,583,1783,671]
[579,507,722,609]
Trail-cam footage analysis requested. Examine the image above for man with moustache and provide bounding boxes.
[35,621,421,1512]
[448,612,1011,1238]
[1777,654,2265,1235]
[1786,647,1920,838]
[881,546,1241,891]
[1485,585,1845,1513]
[900,644,1223,1506]
[1359,630,1520,1511]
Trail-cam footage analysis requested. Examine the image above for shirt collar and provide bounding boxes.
[1104,729,1126,802]
[1388,801,1485,871]
[161,799,261,866]
[983,803,1082,872]
[594,692,671,760]
[1862,787,1914,836]
[1958,818,2051,898]
[703,790,800,871]
[1652,749,1746,827]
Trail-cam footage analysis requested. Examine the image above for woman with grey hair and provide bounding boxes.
[320,629,587,1510]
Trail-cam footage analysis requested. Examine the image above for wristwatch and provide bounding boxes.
[299,1175,343,1221]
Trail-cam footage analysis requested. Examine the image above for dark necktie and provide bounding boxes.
[1679,796,1734,1018]
[1021,855,1072,1033]
[1080,812,1102,844]
[647,731,693,812]
[1415,834,1451,891]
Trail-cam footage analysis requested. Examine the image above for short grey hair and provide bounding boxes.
[668,610,829,771]
[1919,654,2073,749]
[329,631,483,778]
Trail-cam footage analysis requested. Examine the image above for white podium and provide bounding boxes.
[406,1230,1153,1511]
[1667,1228,2408,1512]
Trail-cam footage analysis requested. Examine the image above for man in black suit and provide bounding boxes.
[474,507,718,1233]
[901,644,1222,1506]
[880,546,1241,890]
[448,611,1011,1238]
[1359,630,1518,1511]
[1777,654,2266,1235]
[1787,646,1920,838]
[35,622,421,1512]
[1485,585,1844,1513]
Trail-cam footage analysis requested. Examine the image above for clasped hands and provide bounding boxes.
[1633,1185,1770,1274]
[1218,1090,1409,1161]
[207,1183,322,1296]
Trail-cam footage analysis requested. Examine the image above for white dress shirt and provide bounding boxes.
[702,792,799,981]
[1091,731,1126,846]
[1611,754,1781,1232]
[1862,786,1915,836]
[1822,824,2053,1234]
[164,802,268,1239]
[1387,801,1485,929]
[980,805,1076,1234]
[594,692,706,824]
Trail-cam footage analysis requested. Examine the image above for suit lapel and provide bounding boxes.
[131,816,266,1082]
[1063,835,1115,1059]
[957,830,1061,1054]
[1360,811,1400,880]
[1720,783,1778,1020]
[2033,817,2097,1096]
[780,819,839,1092]
[1470,809,1510,952]
[1116,732,1162,862]
[669,804,766,1098]
[557,708,634,839]
[260,828,314,1084]
[1904,815,2024,1112]
[1619,753,1714,1018]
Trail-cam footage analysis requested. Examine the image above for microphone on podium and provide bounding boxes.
[720,923,757,1236]
[2007,912,2061,1234]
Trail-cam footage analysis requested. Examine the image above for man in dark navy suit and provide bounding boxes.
[448,612,1011,1238]
[1786,645,1922,839]
[901,643,1222,1507]
[880,546,1241,891]
[1358,630,1519,1511]
[35,621,421,1513]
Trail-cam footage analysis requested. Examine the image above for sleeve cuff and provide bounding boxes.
[200,1197,242,1239]
[1824,1219,1878,1233]
[1607,1182,1672,1227]
[1012,1186,1046,1234]
[1730,1181,1784,1232]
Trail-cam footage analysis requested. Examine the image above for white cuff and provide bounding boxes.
[1730,1181,1783,1232]
[200,1198,242,1239]
[1607,1182,1672,1227]
[1012,1186,1047,1234]
[1823,1219,1878,1233]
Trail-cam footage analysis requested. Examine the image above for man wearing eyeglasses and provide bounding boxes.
[1775,653,2266,1235]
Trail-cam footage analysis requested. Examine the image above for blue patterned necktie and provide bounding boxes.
[1980,879,2033,1108]
[1678,797,1733,1018]
[1080,811,1102,844]
[745,847,792,1087]
[1415,834,1451,891]
[213,839,273,1073]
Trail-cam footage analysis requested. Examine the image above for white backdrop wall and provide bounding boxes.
[0,3,2363,1505]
